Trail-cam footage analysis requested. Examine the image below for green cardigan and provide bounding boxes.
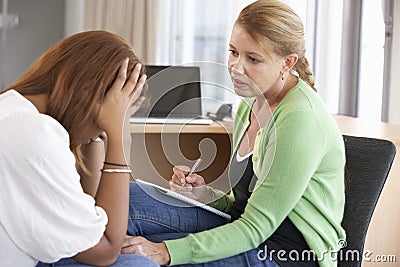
[165,79,346,267]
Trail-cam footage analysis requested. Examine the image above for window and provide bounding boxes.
[172,0,253,113]
[358,0,386,121]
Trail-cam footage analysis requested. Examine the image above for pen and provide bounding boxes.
[182,158,202,187]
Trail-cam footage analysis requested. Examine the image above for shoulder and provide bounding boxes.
[277,79,333,122]
[0,90,70,150]
[1,110,69,151]
[274,79,333,127]
[28,113,69,145]
[0,108,75,179]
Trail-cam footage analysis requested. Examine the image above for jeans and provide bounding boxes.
[38,182,279,267]
[36,254,159,267]
[128,182,279,267]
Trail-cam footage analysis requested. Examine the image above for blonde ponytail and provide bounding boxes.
[295,57,316,92]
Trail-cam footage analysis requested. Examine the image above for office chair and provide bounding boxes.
[338,135,396,267]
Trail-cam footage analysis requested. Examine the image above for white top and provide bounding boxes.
[236,151,253,162]
[0,90,108,267]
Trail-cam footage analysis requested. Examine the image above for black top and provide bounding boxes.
[229,152,319,266]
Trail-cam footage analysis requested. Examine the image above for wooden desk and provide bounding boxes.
[129,121,233,135]
[129,115,400,265]
[129,121,233,191]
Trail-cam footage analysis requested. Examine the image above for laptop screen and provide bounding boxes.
[134,65,202,118]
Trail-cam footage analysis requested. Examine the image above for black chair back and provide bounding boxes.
[338,135,396,266]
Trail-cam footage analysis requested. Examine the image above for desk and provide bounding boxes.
[129,121,233,135]
[129,115,400,265]
[129,121,233,191]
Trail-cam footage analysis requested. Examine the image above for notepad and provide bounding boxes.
[135,179,231,220]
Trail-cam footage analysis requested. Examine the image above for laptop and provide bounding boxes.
[130,65,213,125]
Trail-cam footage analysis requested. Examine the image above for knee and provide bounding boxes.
[113,254,160,267]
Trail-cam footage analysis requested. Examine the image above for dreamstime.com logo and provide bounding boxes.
[257,239,397,263]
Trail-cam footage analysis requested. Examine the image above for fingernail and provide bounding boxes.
[125,58,129,64]
[137,63,142,70]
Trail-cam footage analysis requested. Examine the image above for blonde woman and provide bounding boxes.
[0,31,158,267]
[122,1,346,266]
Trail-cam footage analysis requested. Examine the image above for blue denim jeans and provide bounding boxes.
[128,182,279,267]
[36,254,159,267]
[38,182,279,267]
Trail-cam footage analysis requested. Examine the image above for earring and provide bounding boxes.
[281,72,285,81]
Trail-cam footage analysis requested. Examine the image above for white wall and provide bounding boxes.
[388,0,400,124]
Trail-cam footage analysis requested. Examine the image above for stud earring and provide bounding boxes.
[281,72,285,81]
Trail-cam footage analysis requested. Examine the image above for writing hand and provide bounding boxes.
[170,165,212,203]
